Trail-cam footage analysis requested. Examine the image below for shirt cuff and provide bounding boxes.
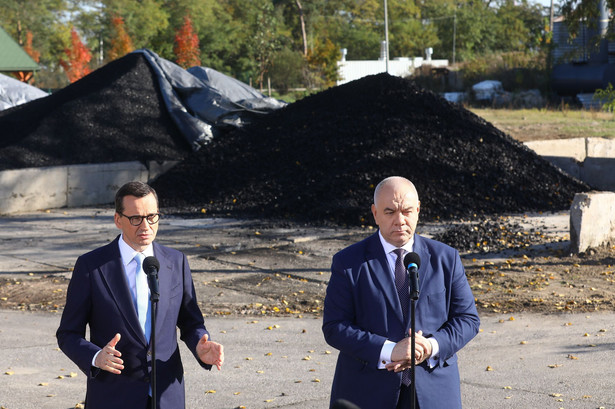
[378,340,396,369]
[92,350,101,368]
[427,337,440,368]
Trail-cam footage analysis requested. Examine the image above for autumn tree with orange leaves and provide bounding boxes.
[23,31,40,63]
[108,14,134,61]
[59,28,92,83]
[173,16,200,69]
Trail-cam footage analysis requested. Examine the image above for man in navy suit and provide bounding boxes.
[57,181,224,409]
[323,176,479,409]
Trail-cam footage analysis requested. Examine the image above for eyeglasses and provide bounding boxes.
[118,212,161,226]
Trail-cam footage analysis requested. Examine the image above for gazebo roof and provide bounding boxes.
[0,26,39,72]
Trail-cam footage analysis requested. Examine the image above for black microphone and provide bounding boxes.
[403,252,421,300]
[143,256,160,301]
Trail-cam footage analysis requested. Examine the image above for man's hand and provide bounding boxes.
[196,334,224,370]
[386,331,432,372]
[95,333,124,374]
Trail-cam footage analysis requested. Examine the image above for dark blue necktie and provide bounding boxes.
[393,248,411,386]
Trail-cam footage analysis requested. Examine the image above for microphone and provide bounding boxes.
[403,252,421,300]
[143,256,160,301]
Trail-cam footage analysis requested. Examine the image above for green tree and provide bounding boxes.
[0,0,73,88]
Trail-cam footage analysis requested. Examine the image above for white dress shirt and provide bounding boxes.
[377,231,439,369]
[92,235,154,367]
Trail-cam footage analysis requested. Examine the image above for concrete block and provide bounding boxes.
[541,156,581,179]
[570,191,615,253]
[67,162,148,207]
[0,160,179,214]
[524,138,586,162]
[580,158,615,191]
[586,137,615,158]
[0,166,68,213]
[148,160,179,181]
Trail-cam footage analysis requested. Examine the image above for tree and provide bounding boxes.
[174,15,201,68]
[107,14,133,61]
[59,28,92,82]
[23,30,41,63]
[251,1,282,88]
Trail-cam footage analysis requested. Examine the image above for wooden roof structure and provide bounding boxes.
[0,26,39,82]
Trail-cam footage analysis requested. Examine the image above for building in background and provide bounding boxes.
[0,26,40,83]
[336,42,448,86]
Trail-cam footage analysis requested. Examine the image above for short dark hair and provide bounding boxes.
[115,181,158,213]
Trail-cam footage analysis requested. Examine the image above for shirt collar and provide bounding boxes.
[378,230,414,255]
[118,234,154,266]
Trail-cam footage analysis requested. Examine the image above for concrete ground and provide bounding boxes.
[1,208,614,409]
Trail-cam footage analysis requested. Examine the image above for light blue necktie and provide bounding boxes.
[134,253,151,341]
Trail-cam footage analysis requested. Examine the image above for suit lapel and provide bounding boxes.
[152,242,171,339]
[412,234,432,296]
[99,237,148,346]
[365,233,405,326]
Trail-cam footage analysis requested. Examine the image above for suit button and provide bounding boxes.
[147,350,152,356]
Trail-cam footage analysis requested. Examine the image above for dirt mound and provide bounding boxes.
[154,73,589,226]
[0,53,190,170]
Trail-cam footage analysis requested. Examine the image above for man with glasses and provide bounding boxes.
[57,181,224,409]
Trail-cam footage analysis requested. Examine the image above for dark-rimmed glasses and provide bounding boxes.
[118,212,161,226]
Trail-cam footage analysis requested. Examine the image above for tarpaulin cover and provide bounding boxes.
[0,73,48,110]
[136,49,286,150]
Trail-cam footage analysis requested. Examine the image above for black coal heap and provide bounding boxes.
[0,52,190,170]
[153,73,589,226]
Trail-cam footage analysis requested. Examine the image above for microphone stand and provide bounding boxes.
[409,268,419,409]
[149,278,160,409]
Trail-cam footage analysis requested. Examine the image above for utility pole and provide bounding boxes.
[453,8,457,65]
[550,0,554,33]
[384,0,389,73]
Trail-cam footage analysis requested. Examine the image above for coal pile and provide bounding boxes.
[153,73,589,226]
[0,53,190,170]
[433,218,553,253]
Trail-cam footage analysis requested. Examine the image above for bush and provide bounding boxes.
[268,48,306,94]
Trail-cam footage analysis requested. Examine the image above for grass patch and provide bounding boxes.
[470,108,615,142]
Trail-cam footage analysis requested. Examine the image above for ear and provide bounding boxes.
[371,203,377,221]
[114,212,122,229]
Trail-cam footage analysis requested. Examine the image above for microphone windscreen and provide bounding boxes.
[403,251,421,269]
[143,256,160,274]
[331,399,362,409]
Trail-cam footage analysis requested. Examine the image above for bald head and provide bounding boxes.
[373,176,419,207]
[371,176,420,247]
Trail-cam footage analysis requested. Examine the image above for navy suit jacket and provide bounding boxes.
[57,236,209,409]
[323,232,480,409]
